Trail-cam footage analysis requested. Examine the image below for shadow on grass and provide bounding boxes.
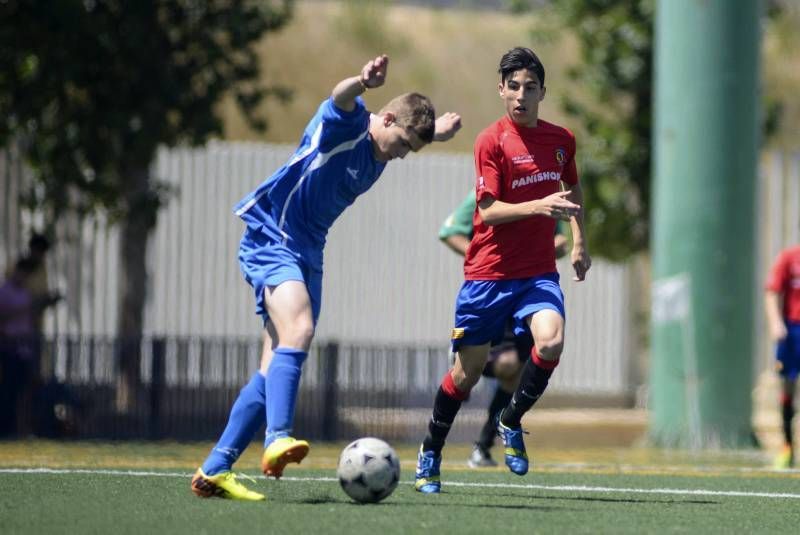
[299,499,568,512]
[489,492,718,505]
[289,486,717,508]
[293,493,571,512]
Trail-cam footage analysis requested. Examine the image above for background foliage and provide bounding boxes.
[221,1,797,260]
[0,0,292,403]
[539,0,784,260]
[0,0,292,222]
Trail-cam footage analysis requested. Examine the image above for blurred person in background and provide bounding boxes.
[21,233,62,384]
[5,233,62,342]
[17,233,62,436]
[439,189,568,468]
[24,233,62,332]
[0,258,38,436]
[190,54,462,501]
[415,46,590,494]
[765,243,800,469]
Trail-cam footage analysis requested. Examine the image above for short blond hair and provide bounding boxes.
[379,92,436,143]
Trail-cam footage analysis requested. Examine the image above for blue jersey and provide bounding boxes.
[234,96,386,268]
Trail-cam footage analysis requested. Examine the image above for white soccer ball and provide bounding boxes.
[337,437,401,503]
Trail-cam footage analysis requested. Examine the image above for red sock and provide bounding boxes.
[441,371,469,401]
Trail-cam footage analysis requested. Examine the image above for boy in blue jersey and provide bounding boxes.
[190,54,462,501]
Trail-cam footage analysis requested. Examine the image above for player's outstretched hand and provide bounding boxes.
[433,112,462,142]
[571,247,591,282]
[539,190,580,221]
[361,54,389,89]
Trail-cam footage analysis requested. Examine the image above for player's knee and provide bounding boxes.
[452,365,481,391]
[493,353,522,380]
[282,321,315,350]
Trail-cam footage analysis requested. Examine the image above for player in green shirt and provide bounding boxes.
[439,189,567,467]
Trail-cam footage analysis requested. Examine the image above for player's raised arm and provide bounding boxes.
[332,54,389,112]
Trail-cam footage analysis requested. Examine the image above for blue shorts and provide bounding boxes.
[451,273,565,351]
[238,227,323,325]
[450,320,535,376]
[776,321,800,380]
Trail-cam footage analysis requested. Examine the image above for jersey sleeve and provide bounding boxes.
[561,129,579,186]
[310,97,370,149]
[766,250,789,292]
[474,131,503,202]
[439,190,476,239]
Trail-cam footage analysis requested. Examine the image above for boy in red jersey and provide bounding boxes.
[415,47,591,493]
[438,189,569,468]
[765,244,800,469]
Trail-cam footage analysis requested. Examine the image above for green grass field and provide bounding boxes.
[2,441,799,534]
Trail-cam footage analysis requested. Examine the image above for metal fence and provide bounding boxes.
[2,141,637,392]
[5,142,796,439]
[25,335,502,442]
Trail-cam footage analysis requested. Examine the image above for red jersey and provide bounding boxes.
[464,116,578,280]
[765,245,800,323]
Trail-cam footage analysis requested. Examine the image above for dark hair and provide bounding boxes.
[498,47,545,86]
[29,232,51,252]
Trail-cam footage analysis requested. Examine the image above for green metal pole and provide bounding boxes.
[650,0,761,447]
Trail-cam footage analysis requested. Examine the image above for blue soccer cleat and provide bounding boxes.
[414,448,442,494]
[496,417,529,475]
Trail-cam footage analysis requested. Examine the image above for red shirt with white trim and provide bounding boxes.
[765,245,800,323]
[464,116,578,280]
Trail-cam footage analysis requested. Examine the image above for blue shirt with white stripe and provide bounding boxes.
[234,96,386,268]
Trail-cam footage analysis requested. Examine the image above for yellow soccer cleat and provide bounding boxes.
[190,468,265,501]
[261,437,310,479]
[773,444,794,470]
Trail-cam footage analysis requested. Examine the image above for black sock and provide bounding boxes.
[422,386,463,456]
[477,387,513,450]
[782,396,794,446]
[500,359,554,428]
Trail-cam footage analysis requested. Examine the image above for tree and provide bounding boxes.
[534,0,784,260]
[0,0,292,409]
[543,0,654,261]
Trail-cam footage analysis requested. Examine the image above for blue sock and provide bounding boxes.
[201,371,265,475]
[264,347,308,447]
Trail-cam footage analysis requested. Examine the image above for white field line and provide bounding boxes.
[2,468,800,500]
[535,462,800,475]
